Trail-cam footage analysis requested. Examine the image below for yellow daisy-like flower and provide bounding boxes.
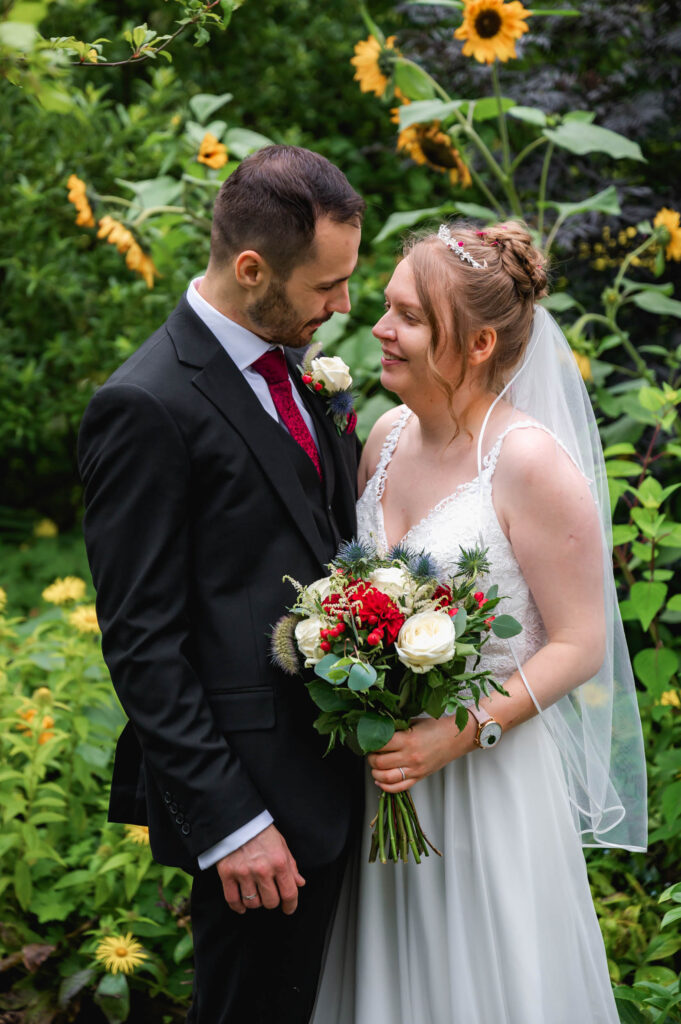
[0,587,6,613]
[197,132,228,170]
[94,933,147,975]
[454,0,531,64]
[350,35,399,98]
[572,351,592,382]
[34,518,59,538]
[69,604,100,634]
[660,690,681,708]
[654,208,681,262]
[397,123,472,188]
[42,576,87,605]
[125,824,151,845]
[67,174,95,229]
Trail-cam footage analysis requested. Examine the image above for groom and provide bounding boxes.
[78,146,365,1023]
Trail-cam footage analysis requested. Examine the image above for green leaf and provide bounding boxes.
[612,1000,648,1024]
[59,968,96,1009]
[612,524,638,545]
[541,292,578,312]
[14,859,32,911]
[470,97,515,122]
[397,99,464,130]
[224,127,273,158]
[490,614,523,639]
[356,712,395,753]
[306,680,349,712]
[633,647,678,696]
[348,662,377,692]
[629,581,668,631]
[667,595,681,612]
[116,175,183,212]
[543,185,621,220]
[188,92,233,123]
[453,607,467,638]
[606,459,640,478]
[645,932,681,962]
[173,932,194,964]
[393,60,436,101]
[631,291,681,319]
[451,201,498,223]
[603,442,637,458]
[660,906,681,931]
[54,869,95,890]
[455,705,469,733]
[543,123,645,161]
[94,971,130,1024]
[98,852,133,874]
[374,205,448,244]
[508,106,548,127]
[314,653,345,682]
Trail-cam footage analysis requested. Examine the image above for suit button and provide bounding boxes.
[181,823,191,837]
[175,814,184,825]
[163,792,171,804]
[169,802,178,814]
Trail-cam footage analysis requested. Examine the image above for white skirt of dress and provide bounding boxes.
[311,716,619,1024]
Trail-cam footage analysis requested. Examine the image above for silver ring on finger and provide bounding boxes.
[243,892,258,901]
[398,766,406,781]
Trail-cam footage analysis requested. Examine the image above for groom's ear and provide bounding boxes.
[234,250,271,291]
[468,326,497,366]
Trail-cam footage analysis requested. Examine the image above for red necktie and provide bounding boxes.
[251,349,323,479]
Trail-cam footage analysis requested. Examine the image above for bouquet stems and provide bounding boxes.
[368,790,442,864]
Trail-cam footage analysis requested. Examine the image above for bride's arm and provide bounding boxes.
[369,428,606,792]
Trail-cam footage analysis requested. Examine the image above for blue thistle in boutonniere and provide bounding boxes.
[300,343,357,435]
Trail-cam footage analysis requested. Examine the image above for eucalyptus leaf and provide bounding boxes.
[490,614,523,639]
[543,122,645,161]
[348,661,377,692]
[314,653,345,682]
[453,607,467,638]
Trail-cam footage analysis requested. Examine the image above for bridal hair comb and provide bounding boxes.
[437,224,488,269]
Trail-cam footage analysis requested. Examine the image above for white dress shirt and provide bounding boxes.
[186,277,317,870]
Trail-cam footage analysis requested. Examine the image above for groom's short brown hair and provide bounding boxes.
[210,145,365,279]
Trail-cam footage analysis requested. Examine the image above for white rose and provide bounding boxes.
[310,356,352,392]
[305,575,334,605]
[367,566,415,612]
[295,617,327,667]
[395,611,456,674]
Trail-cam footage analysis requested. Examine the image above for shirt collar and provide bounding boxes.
[186,276,276,370]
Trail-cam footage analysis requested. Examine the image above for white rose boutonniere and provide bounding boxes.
[395,610,456,674]
[300,345,357,435]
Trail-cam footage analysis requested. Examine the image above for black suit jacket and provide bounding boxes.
[78,296,362,874]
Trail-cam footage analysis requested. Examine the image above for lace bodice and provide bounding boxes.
[357,406,559,682]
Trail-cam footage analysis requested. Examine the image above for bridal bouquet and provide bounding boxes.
[271,540,521,864]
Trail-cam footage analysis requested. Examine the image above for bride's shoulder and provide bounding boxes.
[493,415,592,510]
[359,404,409,479]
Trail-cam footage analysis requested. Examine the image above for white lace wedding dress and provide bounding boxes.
[311,407,619,1024]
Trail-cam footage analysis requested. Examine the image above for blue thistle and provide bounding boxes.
[388,543,418,566]
[328,390,355,418]
[409,550,440,582]
[332,537,378,575]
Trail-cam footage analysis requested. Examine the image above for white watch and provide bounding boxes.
[467,703,503,749]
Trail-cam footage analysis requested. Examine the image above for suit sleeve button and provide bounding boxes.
[181,823,191,836]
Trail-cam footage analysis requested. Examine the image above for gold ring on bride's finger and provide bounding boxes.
[398,766,406,781]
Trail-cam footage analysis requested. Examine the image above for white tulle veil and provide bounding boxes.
[477,305,647,852]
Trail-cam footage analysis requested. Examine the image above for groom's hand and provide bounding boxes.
[216,824,306,915]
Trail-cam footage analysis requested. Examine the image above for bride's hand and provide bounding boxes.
[367,714,477,792]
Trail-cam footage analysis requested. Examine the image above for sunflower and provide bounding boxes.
[42,576,87,605]
[654,208,681,261]
[397,124,472,188]
[351,35,399,98]
[197,132,228,170]
[454,0,531,64]
[125,824,151,845]
[572,351,592,382]
[69,604,100,633]
[94,933,147,975]
[67,174,95,229]
[660,690,681,708]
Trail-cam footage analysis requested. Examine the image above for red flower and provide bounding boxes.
[474,591,485,603]
[433,584,453,609]
[333,582,406,644]
[347,411,357,434]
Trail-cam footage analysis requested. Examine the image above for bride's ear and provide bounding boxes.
[468,327,497,366]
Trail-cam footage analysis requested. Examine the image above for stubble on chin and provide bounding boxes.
[247,281,310,349]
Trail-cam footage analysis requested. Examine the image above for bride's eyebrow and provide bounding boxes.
[385,292,423,314]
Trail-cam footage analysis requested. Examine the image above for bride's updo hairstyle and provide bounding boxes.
[405,220,549,410]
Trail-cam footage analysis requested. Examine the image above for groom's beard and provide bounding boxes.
[247,279,330,349]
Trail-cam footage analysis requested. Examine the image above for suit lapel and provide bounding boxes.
[167,300,331,568]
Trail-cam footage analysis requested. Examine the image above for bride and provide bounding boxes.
[312,220,646,1023]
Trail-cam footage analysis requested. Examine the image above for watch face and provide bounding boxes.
[479,721,502,747]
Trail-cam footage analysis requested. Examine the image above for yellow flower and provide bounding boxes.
[660,690,681,708]
[125,824,150,845]
[0,587,6,613]
[397,123,472,188]
[97,217,158,288]
[125,243,158,289]
[87,48,98,63]
[33,687,52,706]
[94,933,147,975]
[42,576,87,605]
[69,605,100,633]
[572,351,592,381]
[654,208,681,262]
[34,518,58,538]
[67,174,95,229]
[197,132,228,170]
[390,86,411,125]
[38,715,55,745]
[454,0,531,64]
[350,35,399,98]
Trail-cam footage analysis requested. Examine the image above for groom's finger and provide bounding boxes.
[275,862,306,915]
[220,875,247,914]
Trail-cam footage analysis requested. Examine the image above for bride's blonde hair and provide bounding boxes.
[404,220,549,426]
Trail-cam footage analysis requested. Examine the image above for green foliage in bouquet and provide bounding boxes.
[0,587,191,1022]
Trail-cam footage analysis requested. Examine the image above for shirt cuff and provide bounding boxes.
[197,810,274,870]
